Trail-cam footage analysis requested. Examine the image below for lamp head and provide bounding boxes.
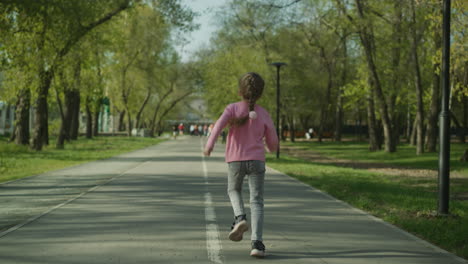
[270,62,287,67]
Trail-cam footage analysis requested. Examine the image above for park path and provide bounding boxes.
[0,136,466,264]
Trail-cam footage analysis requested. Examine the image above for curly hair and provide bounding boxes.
[229,72,265,127]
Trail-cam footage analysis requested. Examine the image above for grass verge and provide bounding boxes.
[285,141,467,174]
[0,136,165,183]
[267,154,468,260]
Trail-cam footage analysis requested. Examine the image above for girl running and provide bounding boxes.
[203,72,278,258]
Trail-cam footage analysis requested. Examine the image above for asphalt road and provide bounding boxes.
[0,136,466,264]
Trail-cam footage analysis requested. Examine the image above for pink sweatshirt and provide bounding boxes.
[205,101,278,162]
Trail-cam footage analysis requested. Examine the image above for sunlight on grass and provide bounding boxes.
[0,136,164,183]
[267,154,468,259]
[285,141,467,173]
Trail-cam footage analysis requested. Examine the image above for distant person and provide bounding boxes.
[203,72,278,258]
[172,125,178,139]
[189,124,195,135]
[178,123,184,135]
[306,127,314,139]
[198,124,203,136]
[207,123,214,137]
[221,130,227,144]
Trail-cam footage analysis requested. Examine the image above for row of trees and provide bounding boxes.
[197,0,467,154]
[0,0,198,151]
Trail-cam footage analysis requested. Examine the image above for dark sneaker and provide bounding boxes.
[228,214,248,242]
[250,240,266,258]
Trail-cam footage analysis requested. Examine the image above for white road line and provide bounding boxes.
[0,161,150,239]
[205,193,217,222]
[201,139,224,264]
[205,193,223,264]
[202,155,209,182]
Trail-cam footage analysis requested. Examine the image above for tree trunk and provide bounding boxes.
[69,90,80,140]
[355,0,395,152]
[93,109,100,136]
[281,115,287,141]
[426,18,442,152]
[94,46,103,137]
[14,89,31,145]
[334,86,344,142]
[464,94,467,143]
[85,96,93,139]
[154,91,192,135]
[149,88,173,137]
[93,99,101,136]
[406,98,412,143]
[63,89,75,140]
[318,47,333,142]
[30,2,131,150]
[126,108,132,137]
[410,116,418,146]
[56,93,67,149]
[410,0,424,155]
[31,69,53,151]
[367,86,379,151]
[334,32,347,142]
[56,72,74,149]
[119,51,140,137]
[42,101,49,146]
[69,58,82,140]
[118,110,126,132]
[299,114,311,134]
[459,64,467,143]
[357,112,363,142]
[392,114,401,146]
[288,115,296,142]
[389,0,403,149]
[317,107,325,143]
[135,87,151,130]
[426,64,441,151]
[451,112,465,143]
[460,149,468,162]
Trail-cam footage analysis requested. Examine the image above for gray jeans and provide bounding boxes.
[227,160,265,241]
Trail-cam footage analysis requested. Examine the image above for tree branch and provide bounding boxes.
[262,0,302,9]
[55,1,133,66]
[156,91,192,132]
[333,0,355,23]
[369,8,392,24]
[150,86,174,133]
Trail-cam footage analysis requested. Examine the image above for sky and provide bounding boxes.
[178,0,228,62]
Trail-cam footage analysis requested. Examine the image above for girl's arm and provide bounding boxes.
[204,105,233,156]
[264,115,279,152]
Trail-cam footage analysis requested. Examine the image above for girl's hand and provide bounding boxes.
[203,147,212,156]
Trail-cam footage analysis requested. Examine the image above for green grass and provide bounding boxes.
[0,136,165,183]
[267,154,468,259]
[284,140,468,174]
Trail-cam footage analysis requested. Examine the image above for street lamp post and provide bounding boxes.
[270,62,287,159]
[438,0,451,215]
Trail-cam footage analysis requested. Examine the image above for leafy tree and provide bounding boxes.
[1,0,136,150]
[1,0,196,149]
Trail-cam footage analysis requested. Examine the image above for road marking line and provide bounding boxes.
[205,193,223,264]
[0,161,149,239]
[205,193,216,222]
[201,139,224,264]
